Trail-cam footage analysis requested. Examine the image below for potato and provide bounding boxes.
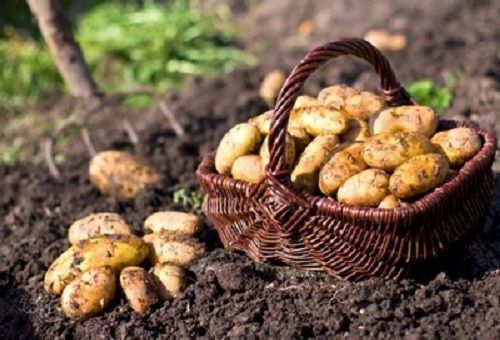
[297,105,349,136]
[319,143,367,196]
[231,155,266,183]
[260,134,296,167]
[389,153,449,198]
[293,95,319,108]
[152,264,188,299]
[369,105,438,137]
[143,231,205,267]
[68,212,132,245]
[259,70,285,104]
[119,266,159,314]
[362,132,434,171]
[291,134,339,192]
[61,266,116,320]
[44,234,148,295]
[431,127,482,167]
[341,118,370,142]
[215,123,262,175]
[364,30,407,51]
[144,211,201,236]
[378,194,403,209]
[248,110,273,135]
[337,169,390,207]
[318,85,385,120]
[89,150,160,199]
[288,127,311,152]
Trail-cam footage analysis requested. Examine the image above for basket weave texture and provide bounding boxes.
[196,38,497,280]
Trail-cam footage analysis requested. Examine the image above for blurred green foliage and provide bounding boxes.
[407,72,458,113]
[173,188,203,211]
[0,0,254,108]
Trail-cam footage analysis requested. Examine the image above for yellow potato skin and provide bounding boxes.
[291,134,340,192]
[259,70,285,103]
[215,123,262,175]
[341,118,370,143]
[389,153,449,199]
[248,110,273,135]
[61,266,116,320]
[362,132,434,172]
[297,105,349,136]
[431,127,482,167]
[260,134,296,167]
[89,150,160,199]
[337,169,390,207]
[369,105,438,137]
[293,95,319,108]
[319,143,367,196]
[378,194,402,209]
[68,212,132,245]
[144,211,201,236]
[288,127,311,152]
[152,264,188,299]
[143,231,205,267]
[318,85,385,120]
[120,266,159,314]
[44,247,77,295]
[231,155,266,184]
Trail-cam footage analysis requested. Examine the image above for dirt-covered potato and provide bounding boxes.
[61,266,116,320]
[378,194,403,209]
[341,118,370,142]
[319,143,367,196]
[389,153,449,198]
[318,85,385,120]
[297,105,349,136]
[431,127,482,167]
[152,264,188,299]
[215,123,262,175]
[259,70,285,104]
[89,151,160,199]
[68,212,132,245]
[143,231,205,267]
[260,133,296,167]
[369,105,438,137]
[144,211,201,236]
[362,132,434,171]
[119,266,159,314]
[231,155,266,183]
[337,169,390,207]
[291,134,339,192]
[293,95,319,108]
[288,127,311,152]
[44,234,148,295]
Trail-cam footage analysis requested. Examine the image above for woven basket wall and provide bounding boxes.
[196,38,497,280]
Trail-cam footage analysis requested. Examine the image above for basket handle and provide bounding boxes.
[267,38,415,181]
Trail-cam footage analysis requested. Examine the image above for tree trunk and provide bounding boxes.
[26,0,100,99]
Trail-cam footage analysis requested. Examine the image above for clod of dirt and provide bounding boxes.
[212,263,262,292]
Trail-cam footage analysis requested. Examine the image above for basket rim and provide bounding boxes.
[197,119,497,224]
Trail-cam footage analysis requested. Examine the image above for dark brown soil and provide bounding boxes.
[1,0,500,339]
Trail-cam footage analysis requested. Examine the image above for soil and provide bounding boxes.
[1,0,500,339]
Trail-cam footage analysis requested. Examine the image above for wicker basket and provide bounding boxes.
[196,38,497,280]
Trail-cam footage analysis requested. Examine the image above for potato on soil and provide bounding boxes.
[61,266,116,320]
[259,70,285,104]
[231,155,265,183]
[293,95,319,108]
[389,153,449,199]
[362,132,434,172]
[143,231,205,267]
[44,247,77,295]
[215,123,262,175]
[119,266,159,314]
[89,150,160,199]
[152,264,188,299]
[364,29,407,51]
[319,143,367,196]
[369,105,438,137]
[297,105,349,136]
[260,133,296,167]
[144,211,201,236]
[431,127,482,167]
[288,127,311,152]
[318,85,385,120]
[291,133,339,192]
[337,169,390,207]
[341,118,370,142]
[378,194,403,209]
[68,212,132,245]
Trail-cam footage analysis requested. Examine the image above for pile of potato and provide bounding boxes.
[44,211,205,319]
[215,84,482,208]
